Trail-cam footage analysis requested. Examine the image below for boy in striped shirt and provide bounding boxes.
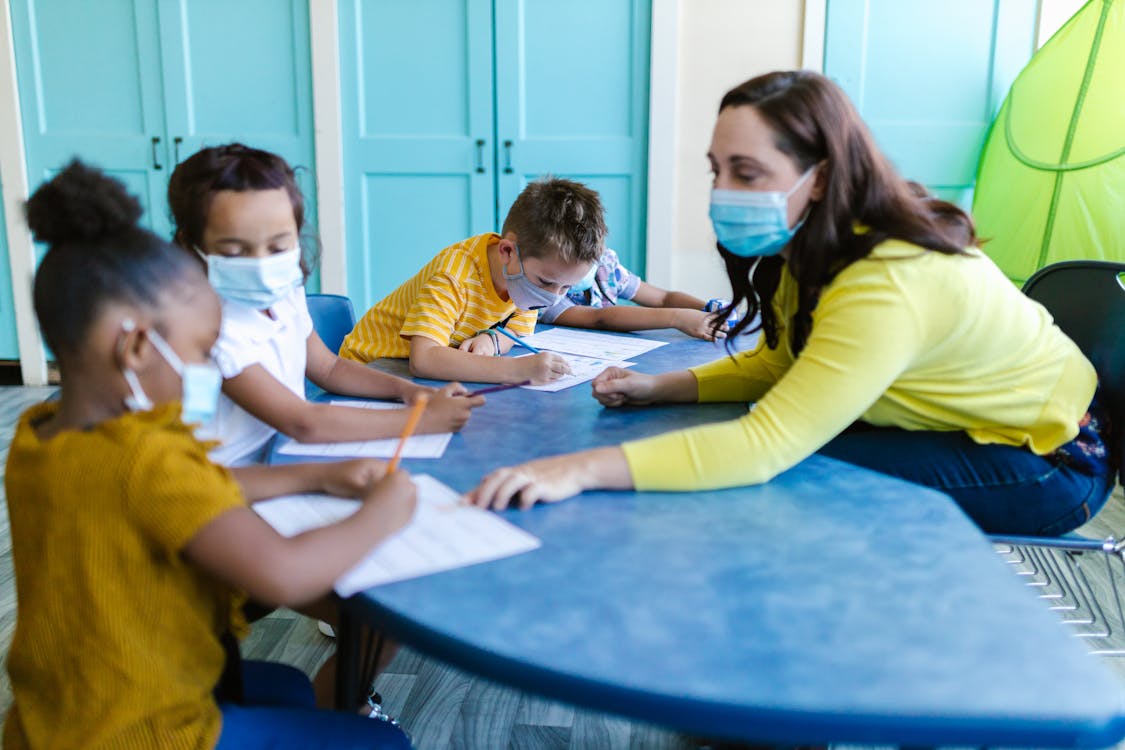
[341,178,604,385]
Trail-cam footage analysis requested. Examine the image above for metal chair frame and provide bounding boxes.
[993,535,1125,655]
[990,261,1125,655]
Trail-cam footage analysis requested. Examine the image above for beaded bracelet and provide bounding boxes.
[477,328,502,356]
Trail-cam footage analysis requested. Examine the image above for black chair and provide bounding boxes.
[991,261,1125,654]
[1022,261,1125,481]
[307,293,357,356]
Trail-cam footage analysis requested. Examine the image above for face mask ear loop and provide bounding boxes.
[784,166,820,235]
[143,327,185,375]
[786,165,817,199]
[748,256,764,282]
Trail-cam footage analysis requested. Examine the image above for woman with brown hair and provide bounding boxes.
[468,70,1113,536]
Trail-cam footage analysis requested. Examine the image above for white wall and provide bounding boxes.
[1038,0,1087,47]
[662,1,806,299]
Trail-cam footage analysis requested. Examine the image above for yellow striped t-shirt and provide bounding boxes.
[341,232,537,362]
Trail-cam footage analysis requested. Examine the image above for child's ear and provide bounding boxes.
[115,318,151,373]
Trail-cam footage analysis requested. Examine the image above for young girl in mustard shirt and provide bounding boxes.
[468,70,1114,537]
[4,162,411,749]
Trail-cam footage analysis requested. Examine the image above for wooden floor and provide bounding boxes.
[2,384,1125,749]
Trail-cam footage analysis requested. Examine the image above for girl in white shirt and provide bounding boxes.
[168,144,483,466]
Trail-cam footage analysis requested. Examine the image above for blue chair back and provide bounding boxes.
[1023,261,1125,484]
[306,293,357,356]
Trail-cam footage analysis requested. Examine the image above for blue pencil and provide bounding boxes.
[494,327,541,353]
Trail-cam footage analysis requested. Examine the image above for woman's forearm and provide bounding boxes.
[652,369,701,403]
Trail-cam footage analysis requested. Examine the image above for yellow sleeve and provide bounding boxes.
[688,333,791,403]
[128,428,246,554]
[505,308,539,337]
[622,273,923,490]
[399,272,466,346]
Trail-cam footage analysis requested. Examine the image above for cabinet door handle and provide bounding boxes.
[173,136,183,165]
[151,136,163,170]
[503,140,513,174]
[474,139,486,173]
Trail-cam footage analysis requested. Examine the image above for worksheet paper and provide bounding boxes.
[252,474,542,596]
[520,327,667,360]
[275,400,452,459]
[517,352,635,392]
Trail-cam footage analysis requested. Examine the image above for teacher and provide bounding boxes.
[468,70,1114,537]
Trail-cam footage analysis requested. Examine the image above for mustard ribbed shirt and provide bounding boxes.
[341,232,537,362]
[4,402,247,750]
[622,241,1097,490]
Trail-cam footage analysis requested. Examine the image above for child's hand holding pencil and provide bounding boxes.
[519,352,573,385]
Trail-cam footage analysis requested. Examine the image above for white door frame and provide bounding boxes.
[644,0,679,288]
[309,0,347,295]
[802,0,827,71]
[0,0,47,385]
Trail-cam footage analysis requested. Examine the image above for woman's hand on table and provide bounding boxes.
[466,455,588,510]
[591,368,660,407]
[592,368,700,407]
[465,447,633,510]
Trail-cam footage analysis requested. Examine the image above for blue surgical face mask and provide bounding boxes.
[121,319,222,426]
[503,244,566,311]
[570,262,599,293]
[198,246,303,309]
[709,167,816,257]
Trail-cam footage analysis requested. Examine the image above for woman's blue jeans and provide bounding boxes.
[216,661,410,750]
[817,426,1115,536]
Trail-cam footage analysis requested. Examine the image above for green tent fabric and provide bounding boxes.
[973,0,1125,285]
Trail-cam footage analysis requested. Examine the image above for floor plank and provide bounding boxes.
[510,724,571,750]
[399,658,475,749]
[449,679,523,750]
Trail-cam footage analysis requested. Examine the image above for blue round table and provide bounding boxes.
[281,329,1125,747]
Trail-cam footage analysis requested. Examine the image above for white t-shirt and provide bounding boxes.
[201,286,313,466]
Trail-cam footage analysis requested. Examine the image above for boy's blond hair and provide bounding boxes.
[501,177,606,264]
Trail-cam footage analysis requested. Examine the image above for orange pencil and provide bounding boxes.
[387,393,429,472]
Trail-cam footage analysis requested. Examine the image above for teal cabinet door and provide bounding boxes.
[494,0,650,274]
[824,0,1037,206]
[156,0,318,238]
[0,180,20,360]
[339,0,495,309]
[11,0,172,237]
